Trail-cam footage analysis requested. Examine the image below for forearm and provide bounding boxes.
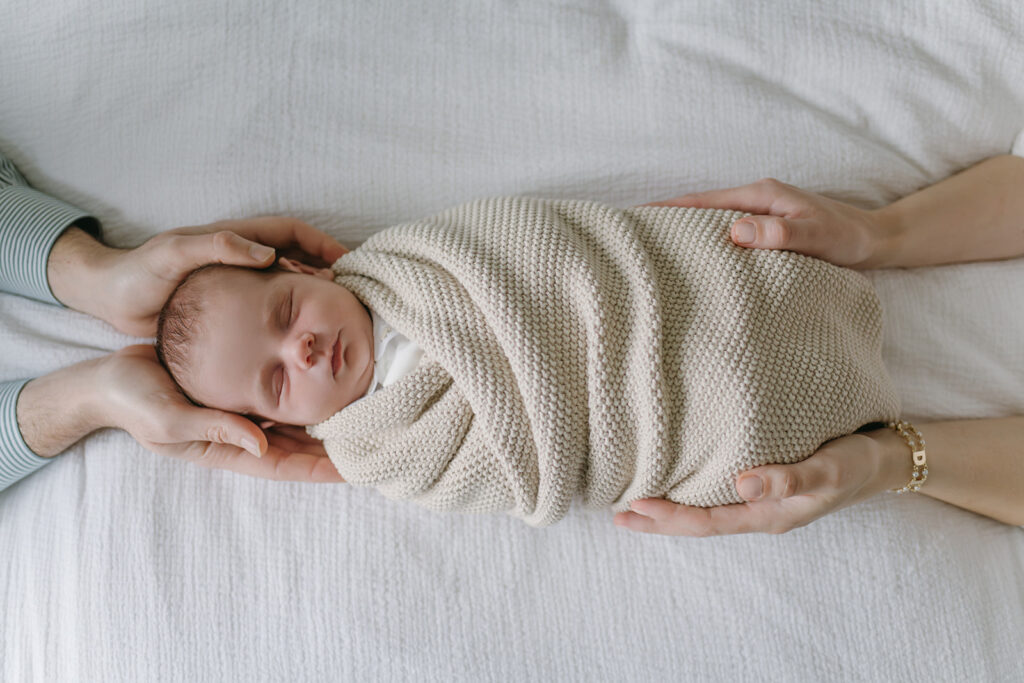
[869,154,1024,268]
[15,356,108,458]
[866,417,1024,526]
[46,226,124,321]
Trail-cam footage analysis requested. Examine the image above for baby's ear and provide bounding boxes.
[278,257,333,280]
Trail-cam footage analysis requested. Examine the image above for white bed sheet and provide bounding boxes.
[2,1,1023,680]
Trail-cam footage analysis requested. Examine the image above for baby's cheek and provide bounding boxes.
[297,388,341,426]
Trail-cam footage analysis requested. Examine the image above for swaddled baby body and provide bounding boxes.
[157,197,900,526]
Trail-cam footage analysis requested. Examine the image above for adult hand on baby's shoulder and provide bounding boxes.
[642,178,896,270]
[613,431,890,536]
[98,216,349,338]
[95,345,344,483]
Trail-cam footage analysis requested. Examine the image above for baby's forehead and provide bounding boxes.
[196,266,285,302]
[188,267,282,341]
[185,268,284,399]
[205,264,280,286]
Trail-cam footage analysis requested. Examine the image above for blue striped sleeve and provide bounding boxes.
[0,152,102,490]
[0,380,50,492]
[0,153,101,306]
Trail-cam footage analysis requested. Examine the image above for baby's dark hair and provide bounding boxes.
[155,262,286,406]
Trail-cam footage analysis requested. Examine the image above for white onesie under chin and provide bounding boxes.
[357,307,424,401]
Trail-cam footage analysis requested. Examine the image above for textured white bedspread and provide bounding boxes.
[1,1,1023,680]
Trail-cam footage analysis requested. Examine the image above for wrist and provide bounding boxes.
[47,226,125,323]
[863,424,912,493]
[16,355,111,457]
[860,205,908,270]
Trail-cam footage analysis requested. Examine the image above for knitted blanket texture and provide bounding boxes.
[307,197,901,526]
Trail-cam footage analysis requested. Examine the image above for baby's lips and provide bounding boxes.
[331,334,343,375]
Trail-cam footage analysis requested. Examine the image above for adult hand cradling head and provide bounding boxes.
[71,216,349,338]
[49,216,350,481]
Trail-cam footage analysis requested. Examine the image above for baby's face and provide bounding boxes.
[187,265,374,426]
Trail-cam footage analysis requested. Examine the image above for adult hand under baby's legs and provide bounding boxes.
[642,177,895,270]
[613,432,898,536]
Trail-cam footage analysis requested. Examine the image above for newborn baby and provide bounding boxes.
[157,196,900,526]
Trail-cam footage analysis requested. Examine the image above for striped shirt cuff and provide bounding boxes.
[0,380,51,492]
[0,184,101,307]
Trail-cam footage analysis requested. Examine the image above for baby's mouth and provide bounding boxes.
[332,333,343,376]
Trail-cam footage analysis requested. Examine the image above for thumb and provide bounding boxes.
[736,460,827,502]
[170,406,268,458]
[730,215,812,253]
[164,230,277,275]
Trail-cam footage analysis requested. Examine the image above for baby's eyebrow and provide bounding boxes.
[265,284,289,331]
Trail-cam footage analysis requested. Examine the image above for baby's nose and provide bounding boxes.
[296,332,315,368]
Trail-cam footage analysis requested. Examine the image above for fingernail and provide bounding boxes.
[734,221,756,244]
[250,245,274,261]
[628,501,650,517]
[738,476,763,501]
[241,438,261,458]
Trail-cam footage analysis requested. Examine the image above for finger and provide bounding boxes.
[266,423,316,440]
[168,217,348,269]
[618,496,817,536]
[645,178,805,216]
[254,216,349,264]
[624,498,759,536]
[613,510,672,534]
[157,230,279,277]
[201,446,345,482]
[161,406,269,458]
[210,217,348,264]
[265,430,328,458]
[168,441,344,482]
[614,498,723,536]
[614,500,722,536]
[266,423,325,450]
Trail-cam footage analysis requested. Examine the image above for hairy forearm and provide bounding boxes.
[866,417,1024,526]
[869,154,1024,269]
[16,356,107,458]
[46,226,123,321]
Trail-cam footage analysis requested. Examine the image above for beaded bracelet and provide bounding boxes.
[887,420,928,493]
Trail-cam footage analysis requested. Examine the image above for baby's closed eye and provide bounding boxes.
[273,366,285,402]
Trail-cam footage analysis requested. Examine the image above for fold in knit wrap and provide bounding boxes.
[307,198,901,526]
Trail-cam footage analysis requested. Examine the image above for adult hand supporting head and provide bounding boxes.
[59,216,349,338]
[41,216,348,480]
[95,345,344,482]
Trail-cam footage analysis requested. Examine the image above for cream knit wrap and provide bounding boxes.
[307,197,901,526]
